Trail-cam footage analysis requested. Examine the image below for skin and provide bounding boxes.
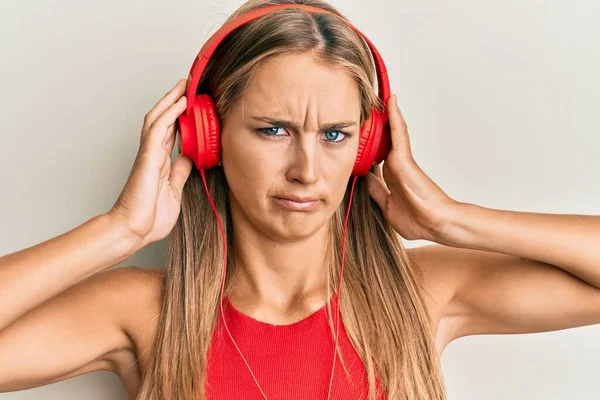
[2,52,599,399]
[220,52,363,321]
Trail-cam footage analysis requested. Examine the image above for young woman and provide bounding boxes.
[1,1,599,399]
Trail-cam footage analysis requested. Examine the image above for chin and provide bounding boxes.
[271,213,329,240]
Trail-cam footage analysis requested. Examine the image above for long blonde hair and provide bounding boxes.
[136,1,447,399]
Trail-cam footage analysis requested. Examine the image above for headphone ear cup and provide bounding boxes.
[353,109,384,176]
[176,94,221,170]
[177,99,200,169]
[196,94,221,169]
[372,109,391,165]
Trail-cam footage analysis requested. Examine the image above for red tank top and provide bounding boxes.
[205,293,386,399]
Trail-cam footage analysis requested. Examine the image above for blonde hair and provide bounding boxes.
[136,1,447,399]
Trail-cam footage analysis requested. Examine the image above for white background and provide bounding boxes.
[1,0,599,398]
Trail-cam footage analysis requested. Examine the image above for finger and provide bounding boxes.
[366,171,390,212]
[169,154,194,199]
[388,94,412,158]
[374,162,383,178]
[369,162,387,187]
[164,125,182,158]
[146,95,187,147]
[374,162,388,189]
[164,125,177,154]
[142,78,187,137]
[163,115,178,147]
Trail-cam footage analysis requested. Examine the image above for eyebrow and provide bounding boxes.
[250,116,357,131]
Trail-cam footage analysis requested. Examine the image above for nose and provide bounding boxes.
[285,134,320,184]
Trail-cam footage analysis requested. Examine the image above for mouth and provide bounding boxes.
[273,197,320,211]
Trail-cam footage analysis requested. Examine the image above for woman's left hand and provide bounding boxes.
[366,94,459,241]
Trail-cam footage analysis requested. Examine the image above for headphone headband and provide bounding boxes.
[184,4,390,115]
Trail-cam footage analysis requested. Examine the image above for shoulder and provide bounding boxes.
[104,266,165,376]
[118,266,165,344]
[80,266,164,394]
[407,244,458,313]
[406,244,471,351]
[100,266,164,314]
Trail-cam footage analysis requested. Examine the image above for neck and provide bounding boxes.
[228,221,332,312]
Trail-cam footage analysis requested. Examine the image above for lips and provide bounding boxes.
[273,197,320,211]
[276,195,319,202]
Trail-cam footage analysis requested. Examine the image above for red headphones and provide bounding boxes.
[176,3,392,177]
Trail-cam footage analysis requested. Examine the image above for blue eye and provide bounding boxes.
[323,131,348,143]
[255,127,351,145]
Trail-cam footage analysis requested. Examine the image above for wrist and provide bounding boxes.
[99,213,144,257]
[430,201,475,248]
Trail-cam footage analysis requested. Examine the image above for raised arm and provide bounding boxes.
[365,93,600,342]
[0,214,138,333]
[0,78,192,393]
[0,265,159,393]
[429,203,600,340]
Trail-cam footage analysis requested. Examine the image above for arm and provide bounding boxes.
[423,202,600,340]
[0,79,189,393]
[365,94,600,338]
[0,266,159,393]
[0,78,192,334]
[0,213,139,333]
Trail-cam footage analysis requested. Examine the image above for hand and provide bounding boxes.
[366,94,458,241]
[107,79,193,247]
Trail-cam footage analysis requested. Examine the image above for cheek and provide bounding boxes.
[326,153,357,204]
[223,141,276,209]
[228,150,276,188]
[334,177,351,204]
[223,130,264,177]
[330,147,358,180]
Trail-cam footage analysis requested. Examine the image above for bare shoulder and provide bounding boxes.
[97,265,165,397]
[406,244,468,353]
[407,245,457,316]
[116,266,165,377]
[0,265,164,396]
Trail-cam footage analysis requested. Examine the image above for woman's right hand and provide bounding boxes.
[107,78,194,248]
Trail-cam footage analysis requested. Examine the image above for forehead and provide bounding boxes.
[240,52,361,119]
